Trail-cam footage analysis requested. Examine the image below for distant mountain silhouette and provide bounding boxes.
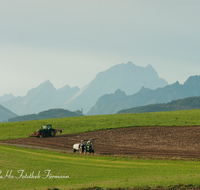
[118,96,200,114]
[0,104,18,122]
[1,62,168,116]
[88,75,200,115]
[0,93,15,103]
[63,62,168,113]
[8,108,83,122]
[2,80,80,115]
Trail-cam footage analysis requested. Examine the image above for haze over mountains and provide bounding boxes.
[0,104,17,122]
[0,93,15,103]
[63,62,168,113]
[1,62,168,116]
[2,61,200,120]
[88,75,200,115]
[1,81,79,115]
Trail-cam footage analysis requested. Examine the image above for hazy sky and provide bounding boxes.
[1,0,200,96]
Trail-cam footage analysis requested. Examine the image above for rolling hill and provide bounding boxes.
[118,96,200,113]
[8,108,83,122]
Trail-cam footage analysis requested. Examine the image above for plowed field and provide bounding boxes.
[3,126,200,158]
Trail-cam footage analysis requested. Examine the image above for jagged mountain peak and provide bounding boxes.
[114,89,126,96]
[0,93,15,103]
[146,64,154,70]
[27,80,56,96]
[58,85,71,91]
[94,62,168,92]
[2,80,79,115]
[58,85,80,92]
[38,79,54,88]
[184,75,200,86]
[63,62,169,114]
[44,79,50,83]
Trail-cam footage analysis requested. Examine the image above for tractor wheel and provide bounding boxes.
[50,130,55,137]
[42,132,47,138]
[79,146,83,153]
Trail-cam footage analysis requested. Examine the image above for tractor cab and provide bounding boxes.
[47,125,52,129]
[41,125,47,130]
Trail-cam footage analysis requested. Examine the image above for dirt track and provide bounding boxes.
[3,126,200,158]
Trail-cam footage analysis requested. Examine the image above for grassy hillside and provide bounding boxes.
[1,109,200,140]
[1,110,200,189]
[118,96,200,114]
[1,144,200,190]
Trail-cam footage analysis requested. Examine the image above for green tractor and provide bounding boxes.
[29,124,62,138]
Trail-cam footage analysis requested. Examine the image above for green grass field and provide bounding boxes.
[1,109,200,140]
[1,144,200,190]
[1,110,200,189]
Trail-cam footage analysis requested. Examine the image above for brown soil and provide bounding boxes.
[3,126,200,158]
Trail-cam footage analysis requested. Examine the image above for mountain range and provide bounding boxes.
[0,93,15,103]
[88,75,200,115]
[1,81,79,115]
[1,62,168,116]
[63,62,168,113]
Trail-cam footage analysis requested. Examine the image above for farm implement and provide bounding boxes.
[29,124,62,138]
[73,139,95,154]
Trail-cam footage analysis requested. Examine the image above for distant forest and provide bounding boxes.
[8,108,83,122]
[118,96,200,114]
